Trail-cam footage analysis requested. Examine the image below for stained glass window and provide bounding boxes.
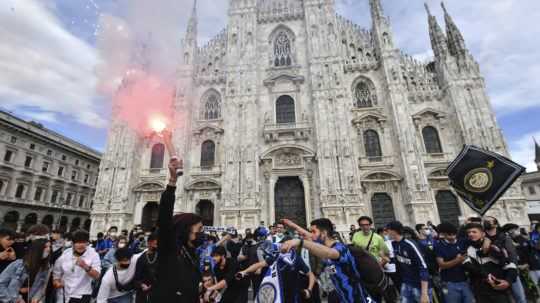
[150,144,165,169]
[276,95,295,124]
[201,140,216,168]
[422,126,443,154]
[364,130,382,161]
[355,81,376,108]
[202,93,221,120]
[274,31,292,67]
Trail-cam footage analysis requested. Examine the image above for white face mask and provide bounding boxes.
[42,250,50,259]
[424,229,432,236]
[64,241,72,248]
[118,243,126,249]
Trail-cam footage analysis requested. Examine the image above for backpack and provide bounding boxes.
[347,245,394,298]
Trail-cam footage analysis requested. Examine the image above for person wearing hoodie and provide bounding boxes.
[151,152,204,303]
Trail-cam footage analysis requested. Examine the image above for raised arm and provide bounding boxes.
[281,239,340,260]
[157,158,182,254]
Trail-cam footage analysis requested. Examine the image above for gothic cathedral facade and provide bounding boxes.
[90,0,528,235]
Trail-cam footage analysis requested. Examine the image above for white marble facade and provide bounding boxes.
[90,0,528,235]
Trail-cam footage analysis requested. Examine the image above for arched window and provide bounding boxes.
[276,95,296,124]
[201,140,216,168]
[422,126,443,154]
[371,193,396,228]
[274,31,292,67]
[364,130,382,161]
[354,80,376,108]
[150,143,165,169]
[202,92,221,120]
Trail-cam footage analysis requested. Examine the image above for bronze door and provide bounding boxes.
[275,177,306,228]
[196,200,215,226]
[142,202,159,231]
[371,193,396,228]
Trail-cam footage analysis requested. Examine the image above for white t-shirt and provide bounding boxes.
[383,240,396,273]
[96,254,141,303]
[53,247,101,299]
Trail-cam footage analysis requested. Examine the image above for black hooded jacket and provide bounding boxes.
[151,185,201,303]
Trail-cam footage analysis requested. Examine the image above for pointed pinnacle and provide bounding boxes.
[424,3,432,16]
[441,2,448,14]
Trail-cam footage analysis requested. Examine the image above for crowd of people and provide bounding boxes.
[0,158,539,303]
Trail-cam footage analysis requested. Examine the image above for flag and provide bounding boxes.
[256,261,284,303]
[446,145,525,215]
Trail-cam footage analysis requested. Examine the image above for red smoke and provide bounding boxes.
[113,69,175,135]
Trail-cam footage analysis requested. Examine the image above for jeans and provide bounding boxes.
[107,292,134,303]
[443,281,474,303]
[400,284,432,303]
[511,277,527,303]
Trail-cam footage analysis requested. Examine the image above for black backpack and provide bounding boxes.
[347,245,395,300]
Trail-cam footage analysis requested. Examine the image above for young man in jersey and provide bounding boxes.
[237,239,316,303]
[386,221,431,303]
[281,218,374,303]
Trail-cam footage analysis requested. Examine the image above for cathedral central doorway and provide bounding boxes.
[274,177,306,228]
[196,200,215,226]
[141,202,159,231]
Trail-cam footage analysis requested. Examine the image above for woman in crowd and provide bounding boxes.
[151,153,205,303]
[0,238,51,303]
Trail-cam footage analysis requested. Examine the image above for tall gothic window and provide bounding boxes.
[364,130,382,161]
[202,92,221,120]
[276,95,296,124]
[422,126,443,154]
[150,143,165,169]
[274,31,292,67]
[354,81,376,108]
[201,140,216,168]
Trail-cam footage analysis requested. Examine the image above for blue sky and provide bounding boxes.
[1,0,539,171]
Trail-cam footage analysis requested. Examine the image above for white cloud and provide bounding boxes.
[0,0,106,127]
[508,130,540,172]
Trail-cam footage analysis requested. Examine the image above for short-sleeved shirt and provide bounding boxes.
[352,231,388,261]
[433,239,468,283]
[322,242,371,303]
[213,258,243,302]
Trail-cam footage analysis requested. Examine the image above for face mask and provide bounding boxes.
[110,232,118,237]
[384,235,390,241]
[118,243,126,249]
[471,239,483,248]
[511,230,521,237]
[42,250,50,259]
[64,241,72,248]
[314,235,325,245]
[191,232,206,247]
[424,229,432,236]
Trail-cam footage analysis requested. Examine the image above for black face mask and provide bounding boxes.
[471,238,484,248]
[191,232,207,247]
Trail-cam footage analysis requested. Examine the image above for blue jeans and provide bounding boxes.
[400,284,432,303]
[444,281,474,303]
[511,278,527,303]
[107,292,133,303]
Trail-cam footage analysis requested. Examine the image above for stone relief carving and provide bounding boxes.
[275,152,302,167]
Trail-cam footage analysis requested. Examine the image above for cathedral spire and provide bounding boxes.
[181,0,198,65]
[369,0,385,21]
[425,3,448,60]
[535,137,540,171]
[441,2,467,57]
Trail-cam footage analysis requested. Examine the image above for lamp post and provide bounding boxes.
[55,197,67,231]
